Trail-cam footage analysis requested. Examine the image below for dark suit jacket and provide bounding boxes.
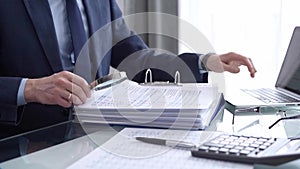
[0,0,207,137]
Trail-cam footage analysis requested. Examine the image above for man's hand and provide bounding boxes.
[206,52,257,78]
[24,71,91,108]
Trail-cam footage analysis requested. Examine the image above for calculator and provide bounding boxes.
[191,134,300,165]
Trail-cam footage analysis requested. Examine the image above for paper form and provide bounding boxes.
[77,80,217,111]
[67,128,253,169]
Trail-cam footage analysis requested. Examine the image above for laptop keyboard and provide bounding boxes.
[241,88,300,103]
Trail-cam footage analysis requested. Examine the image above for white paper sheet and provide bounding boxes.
[67,128,253,169]
[77,80,217,110]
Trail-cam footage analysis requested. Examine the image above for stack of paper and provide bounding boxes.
[75,80,224,130]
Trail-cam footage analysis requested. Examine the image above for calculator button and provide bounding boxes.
[222,141,230,145]
[224,145,235,149]
[204,143,223,148]
[209,147,219,152]
[248,137,258,140]
[230,142,240,146]
[254,141,264,145]
[258,138,268,142]
[250,143,260,148]
[220,135,230,139]
[259,145,268,150]
[236,139,245,143]
[263,142,271,147]
[198,146,209,151]
[240,136,249,140]
[239,150,251,156]
[229,149,240,154]
[234,146,245,150]
[219,148,229,153]
[211,140,221,144]
[225,138,235,142]
[240,143,250,147]
[216,137,225,141]
[244,140,254,144]
[245,147,255,151]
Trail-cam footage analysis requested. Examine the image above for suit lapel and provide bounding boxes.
[83,0,110,35]
[23,0,63,73]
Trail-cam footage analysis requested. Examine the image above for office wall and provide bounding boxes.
[179,0,300,89]
[116,0,179,55]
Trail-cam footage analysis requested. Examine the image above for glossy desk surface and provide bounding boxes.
[0,109,300,169]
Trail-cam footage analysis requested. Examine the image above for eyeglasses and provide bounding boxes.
[268,113,300,129]
[232,106,300,132]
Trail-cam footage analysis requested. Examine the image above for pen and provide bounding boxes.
[89,72,127,90]
[135,137,196,149]
[92,77,127,91]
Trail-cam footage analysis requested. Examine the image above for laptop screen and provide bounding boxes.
[275,27,300,95]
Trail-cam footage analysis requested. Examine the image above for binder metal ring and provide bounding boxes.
[140,68,181,86]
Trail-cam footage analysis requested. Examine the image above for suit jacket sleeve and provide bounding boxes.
[0,77,23,125]
[108,0,208,83]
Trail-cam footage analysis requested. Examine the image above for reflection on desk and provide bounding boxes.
[1,110,300,169]
[0,120,124,169]
[0,120,86,163]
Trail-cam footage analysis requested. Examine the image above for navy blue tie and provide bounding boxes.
[66,0,87,61]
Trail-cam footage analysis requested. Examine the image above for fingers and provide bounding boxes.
[64,72,91,98]
[247,58,257,78]
[58,91,73,108]
[25,71,92,108]
[220,52,257,77]
[89,80,98,89]
[222,63,240,74]
[56,71,91,105]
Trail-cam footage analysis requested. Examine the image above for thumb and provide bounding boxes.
[223,63,240,73]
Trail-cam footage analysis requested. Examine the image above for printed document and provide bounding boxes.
[77,80,217,111]
[67,128,253,169]
[75,80,223,130]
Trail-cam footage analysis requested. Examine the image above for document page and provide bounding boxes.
[77,80,217,110]
[67,128,253,169]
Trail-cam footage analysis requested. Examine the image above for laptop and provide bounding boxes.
[225,27,300,113]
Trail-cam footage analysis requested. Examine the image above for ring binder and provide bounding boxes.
[76,69,224,130]
[140,68,182,86]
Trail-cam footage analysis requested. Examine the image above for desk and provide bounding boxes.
[0,110,300,169]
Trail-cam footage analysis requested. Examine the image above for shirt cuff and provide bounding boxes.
[199,53,216,72]
[17,78,28,106]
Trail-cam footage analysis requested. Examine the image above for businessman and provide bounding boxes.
[0,0,256,137]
